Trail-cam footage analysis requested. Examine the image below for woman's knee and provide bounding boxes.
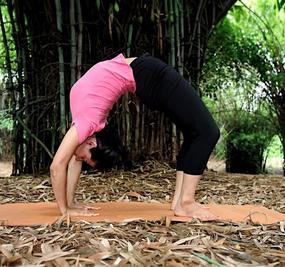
[208,123,220,146]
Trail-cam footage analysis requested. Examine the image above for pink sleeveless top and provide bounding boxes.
[70,54,136,144]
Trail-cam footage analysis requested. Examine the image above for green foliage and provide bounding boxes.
[108,1,120,14]
[114,1,120,13]
[204,90,277,163]
[0,110,12,131]
[204,0,285,93]
[202,0,284,173]
[277,0,285,10]
[223,107,275,173]
[266,135,283,158]
[96,0,101,10]
[227,110,274,152]
[202,39,277,172]
[0,110,12,159]
[0,3,17,74]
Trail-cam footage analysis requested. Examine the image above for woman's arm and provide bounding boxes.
[50,126,79,214]
[66,155,82,207]
[66,156,100,212]
[50,126,100,216]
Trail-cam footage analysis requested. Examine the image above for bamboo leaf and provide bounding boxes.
[96,0,101,10]
[114,2,120,12]
[192,252,224,267]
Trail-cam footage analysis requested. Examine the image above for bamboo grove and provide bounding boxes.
[0,0,237,175]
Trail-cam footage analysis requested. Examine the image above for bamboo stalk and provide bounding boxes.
[126,24,133,57]
[123,94,130,153]
[168,0,175,66]
[196,20,201,91]
[70,0,76,86]
[157,7,163,54]
[180,0,184,66]
[16,111,53,159]
[124,24,134,152]
[155,112,160,155]
[15,0,33,173]
[150,122,154,154]
[0,2,18,174]
[141,104,145,151]
[174,0,182,75]
[54,0,66,136]
[187,0,204,58]
[179,0,185,146]
[174,0,183,152]
[135,99,140,153]
[145,109,151,154]
[159,113,164,158]
[1,2,15,97]
[169,0,177,162]
[76,0,83,79]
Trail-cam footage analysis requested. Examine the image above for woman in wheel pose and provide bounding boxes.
[50,53,220,221]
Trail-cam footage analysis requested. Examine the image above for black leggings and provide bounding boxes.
[131,54,220,175]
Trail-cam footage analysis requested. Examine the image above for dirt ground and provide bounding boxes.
[0,161,12,177]
[0,160,285,266]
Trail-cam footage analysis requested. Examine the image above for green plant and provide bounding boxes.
[0,111,12,131]
[225,110,276,173]
[265,135,283,158]
[0,110,12,159]
[202,0,285,174]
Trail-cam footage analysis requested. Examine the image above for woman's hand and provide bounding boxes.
[66,205,100,216]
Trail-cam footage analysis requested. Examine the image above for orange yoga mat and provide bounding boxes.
[0,202,284,226]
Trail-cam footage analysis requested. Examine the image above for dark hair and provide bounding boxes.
[90,125,127,170]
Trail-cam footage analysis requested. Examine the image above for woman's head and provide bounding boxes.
[74,137,97,167]
[74,124,126,170]
[90,125,126,170]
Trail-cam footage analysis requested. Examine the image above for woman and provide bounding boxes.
[50,53,220,221]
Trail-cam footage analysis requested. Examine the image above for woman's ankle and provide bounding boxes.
[178,198,196,207]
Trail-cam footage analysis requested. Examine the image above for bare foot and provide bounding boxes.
[174,201,217,221]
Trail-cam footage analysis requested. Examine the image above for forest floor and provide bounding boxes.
[0,161,11,177]
[0,160,285,266]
